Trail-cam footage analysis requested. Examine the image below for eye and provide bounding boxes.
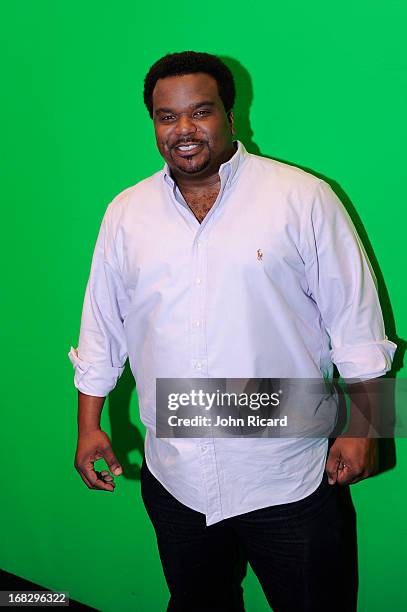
[160,114,176,122]
[194,109,210,118]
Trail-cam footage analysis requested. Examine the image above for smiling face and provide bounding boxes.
[152,72,236,181]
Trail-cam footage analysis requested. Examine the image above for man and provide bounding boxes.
[69,51,396,611]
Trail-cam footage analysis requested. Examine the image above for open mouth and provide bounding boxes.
[173,142,204,156]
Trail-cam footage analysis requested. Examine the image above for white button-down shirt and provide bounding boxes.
[69,141,396,526]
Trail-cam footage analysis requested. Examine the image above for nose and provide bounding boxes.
[175,114,197,137]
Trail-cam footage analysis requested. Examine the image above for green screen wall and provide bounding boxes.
[1,1,406,610]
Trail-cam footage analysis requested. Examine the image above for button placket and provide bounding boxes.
[198,441,223,525]
[188,188,227,523]
[190,233,208,376]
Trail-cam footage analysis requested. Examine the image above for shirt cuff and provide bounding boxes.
[330,338,397,381]
[68,346,125,397]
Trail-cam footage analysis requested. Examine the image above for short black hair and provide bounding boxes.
[143,51,236,119]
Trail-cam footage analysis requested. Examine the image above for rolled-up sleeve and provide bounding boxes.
[304,180,397,380]
[68,206,129,396]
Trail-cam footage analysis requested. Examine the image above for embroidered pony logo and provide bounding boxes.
[257,249,263,262]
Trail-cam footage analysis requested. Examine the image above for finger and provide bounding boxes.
[336,467,364,486]
[78,469,102,489]
[99,470,114,481]
[82,462,115,491]
[102,449,123,476]
[95,470,114,484]
[77,469,94,489]
[325,455,340,485]
[75,461,96,489]
[336,466,352,485]
[89,471,115,491]
[325,470,338,485]
[337,475,361,485]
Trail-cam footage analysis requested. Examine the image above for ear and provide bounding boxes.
[227,110,236,135]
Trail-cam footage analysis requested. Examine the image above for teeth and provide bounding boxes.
[177,144,199,151]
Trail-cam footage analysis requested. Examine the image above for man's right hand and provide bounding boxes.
[74,429,123,492]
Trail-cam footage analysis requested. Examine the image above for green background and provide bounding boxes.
[1,1,406,610]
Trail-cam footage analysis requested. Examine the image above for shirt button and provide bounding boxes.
[201,446,207,453]
[196,277,201,284]
[195,321,200,327]
[196,361,202,369]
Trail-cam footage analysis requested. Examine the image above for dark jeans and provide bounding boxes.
[140,457,352,612]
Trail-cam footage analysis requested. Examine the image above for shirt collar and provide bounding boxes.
[162,140,247,191]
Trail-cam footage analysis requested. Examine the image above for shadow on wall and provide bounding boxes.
[222,53,406,475]
[108,364,143,480]
[108,55,405,488]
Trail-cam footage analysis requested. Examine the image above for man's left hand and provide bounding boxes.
[325,438,379,486]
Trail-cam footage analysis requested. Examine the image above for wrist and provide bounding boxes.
[78,425,102,436]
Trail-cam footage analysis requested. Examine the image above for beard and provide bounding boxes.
[175,155,211,174]
[169,142,211,174]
